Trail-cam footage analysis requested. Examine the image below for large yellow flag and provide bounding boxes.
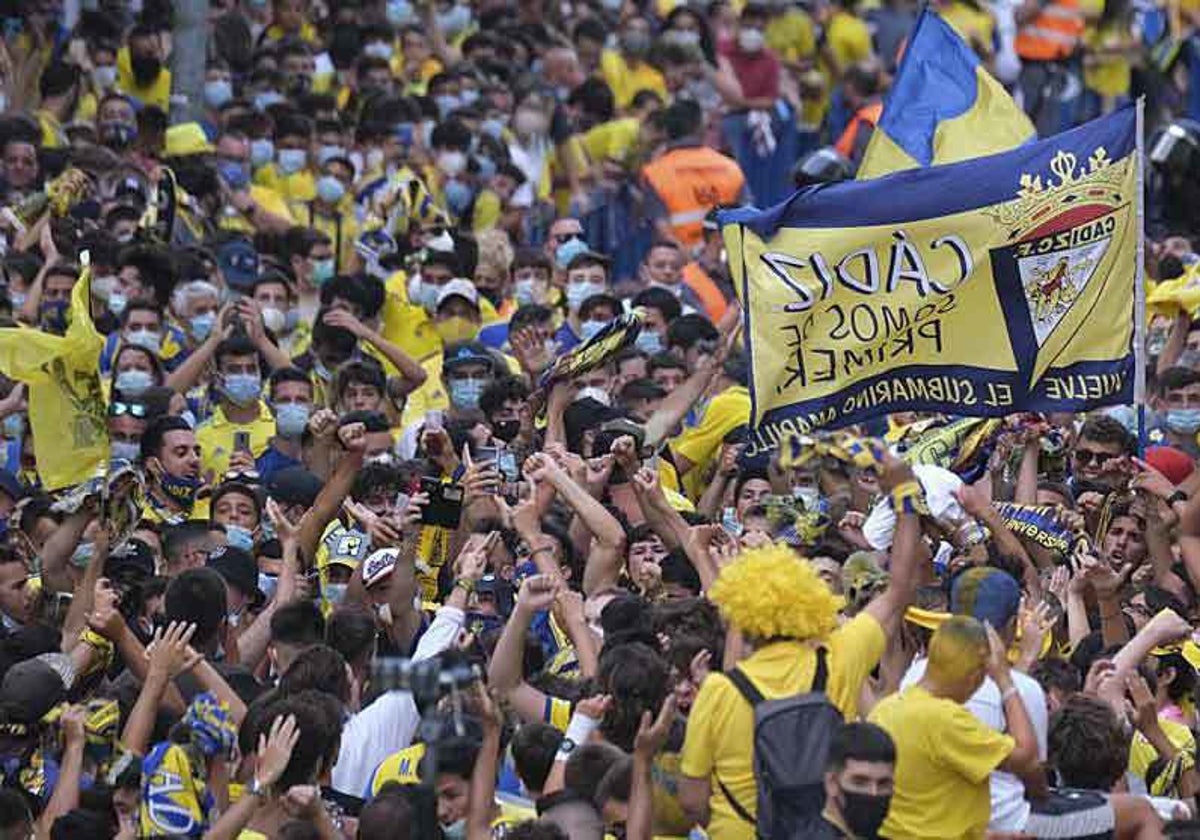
[0,266,107,489]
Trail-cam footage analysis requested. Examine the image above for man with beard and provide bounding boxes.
[118,23,172,112]
[34,62,80,150]
[817,723,896,839]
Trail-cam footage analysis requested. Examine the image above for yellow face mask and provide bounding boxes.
[433,316,479,344]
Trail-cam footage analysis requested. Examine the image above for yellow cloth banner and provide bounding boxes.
[723,108,1140,455]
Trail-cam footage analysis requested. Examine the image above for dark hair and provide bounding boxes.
[479,375,529,419]
[598,642,670,751]
[164,568,228,653]
[512,248,552,274]
[351,462,406,502]
[210,481,262,524]
[509,304,554,333]
[631,287,682,323]
[320,274,386,320]
[659,547,701,595]
[1029,657,1081,698]
[564,741,625,803]
[827,722,896,772]
[40,60,78,100]
[270,601,326,648]
[0,788,31,829]
[334,359,387,405]
[50,809,110,840]
[260,690,343,789]
[1048,694,1130,790]
[648,352,688,375]
[162,520,211,564]
[269,366,314,400]
[214,334,261,372]
[667,313,719,351]
[1078,415,1135,456]
[510,722,563,795]
[594,754,633,807]
[278,644,351,704]
[357,788,413,840]
[505,822,569,840]
[1157,366,1200,395]
[326,606,378,669]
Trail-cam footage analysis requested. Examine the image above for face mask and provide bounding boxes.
[435,94,462,118]
[1166,408,1200,435]
[130,53,162,84]
[668,29,701,47]
[125,329,162,352]
[10,292,25,311]
[374,601,394,626]
[556,237,589,270]
[367,451,397,466]
[738,27,765,52]
[408,275,440,312]
[311,258,336,286]
[577,385,610,405]
[99,121,137,149]
[437,150,468,177]
[386,0,414,24]
[317,145,346,167]
[364,41,394,60]
[514,109,548,138]
[275,402,311,438]
[621,31,652,57]
[180,410,197,429]
[792,485,820,512]
[254,90,285,111]
[277,148,308,176]
[514,278,545,306]
[316,175,346,204]
[250,138,275,169]
[566,281,605,312]
[115,369,154,397]
[261,306,286,333]
[840,791,891,840]
[285,308,301,332]
[1178,349,1200,368]
[92,65,118,90]
[106,290,128,318]
[190,311,216,341]
[222,373,262,407]
[259,572,279,602]
[205,79,233,109]
[443,178,473,215]
[227,608,244,628]
[40,300,68,332]
[2,413,23,440]
[492,418,520,442]
[449,377,488,410]
[324,581,347,605]
[580,320,606,341]
[436,3,472,35]
[110,440,140,463]
[434,316,480,345]
[481,118,505,141]
[225,525,255,552]
[160,470,201,510]
[442,819,467,840]
[635,330,663,355]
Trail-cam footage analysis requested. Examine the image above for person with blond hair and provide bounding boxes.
[678,452,929,839]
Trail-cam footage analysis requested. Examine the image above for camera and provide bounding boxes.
[368,653,481,709]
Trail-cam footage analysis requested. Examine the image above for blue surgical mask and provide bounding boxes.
[580,320,606,341]
[434,94,462,118]
[555,237,589,270]
[635,330,663,355]
[225,525,255,552]
[71,542,95,568]
[108,291,128,317]
[110,440,140,463]
[514,278,544,306]
[160,471,202,510]
[444,178,473,215]
[222,373,262,407]
[259,571,279,601]
[386,0,415,24]
[115,369,154,397]
[205,79,233,109]
[254,90,285,111]
[250,138,275,169]
[1,413,23,440]
[125,329,162,353]
[1167,408,1200,435]
[275,402,311,438]
[481,118,505,141]
[449,377,488,410]
[180,410,198,429]
[436,3,472,35]
[317,175,346,204]
[442,819,467,840]
[190,311,217,341]
[277,148,308,176]
[311,258,336,286]
[325,582,348,606]
[566,281,605,312]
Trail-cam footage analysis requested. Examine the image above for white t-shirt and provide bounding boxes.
[330,605,466,795]
[902,656,1049,831]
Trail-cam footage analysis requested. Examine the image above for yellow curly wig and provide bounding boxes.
[709,544,844,641]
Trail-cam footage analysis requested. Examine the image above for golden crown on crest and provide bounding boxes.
[988,147,1129,235]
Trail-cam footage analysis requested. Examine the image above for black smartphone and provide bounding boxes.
[420,476,464,529]
[234,431,251,453]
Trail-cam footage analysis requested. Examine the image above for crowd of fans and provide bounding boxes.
[0,0,1198,838]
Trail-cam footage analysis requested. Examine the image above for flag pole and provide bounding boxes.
[1135,97,1148,457]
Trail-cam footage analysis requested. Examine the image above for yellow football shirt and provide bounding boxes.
[195,401,276,484]
[671,386,751,501]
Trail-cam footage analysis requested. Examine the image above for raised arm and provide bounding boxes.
[121,622,201,757]
[37,706,86,837]
[863,456,929,633]
[322,309,427,391]
[486,575,558,724]
[297,422,367,566]
[988,624,1045,794]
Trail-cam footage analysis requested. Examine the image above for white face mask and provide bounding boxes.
[437,150,468,176]
[738,27,765,52]
[374,601,394,626]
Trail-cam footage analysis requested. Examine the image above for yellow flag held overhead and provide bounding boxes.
[722,107,1140,454]
[0,262,107,489]
[857,9,1035,180]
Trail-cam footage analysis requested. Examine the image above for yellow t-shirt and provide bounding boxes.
[253,165,317,217]
[671,386,751,501]
[116,47,171,111]
[300,202,361,274]
[679,616,886,840]
[1129,716,1196,781]
[581,118,642,168]
[824,11,874,74]
[1084,22,1133,98]
[195,401,276,484]
[601,49,669,110]
[399,350,521,428]
[868,685,1014,840]
[940,1,996,56]
[766,8,817,65]
[36,110,66,149]
[472,189,503,232]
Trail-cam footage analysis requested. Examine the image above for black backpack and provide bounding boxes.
[717,647,845,839]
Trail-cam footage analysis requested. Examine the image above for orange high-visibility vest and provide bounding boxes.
[1015,0,1085,61]
[834,101,884,160]
[682,261,728,322]
[642,147,746,247]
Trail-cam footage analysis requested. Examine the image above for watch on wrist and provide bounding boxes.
[250,777,268,797]
[1168,490,1189,506]
[558,737,577,755]
[454,578,475,594]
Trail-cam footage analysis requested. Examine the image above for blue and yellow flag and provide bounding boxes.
[722,107,1140,454]
[857,9,1035,180]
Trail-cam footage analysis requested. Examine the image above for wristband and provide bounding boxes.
[78,627,115,675]
[557,711,600,761]
[890,480,931,516]
[454,578,475,595]
[1169,490,1189,506]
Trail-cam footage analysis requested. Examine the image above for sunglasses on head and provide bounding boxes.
[109,401,147,418]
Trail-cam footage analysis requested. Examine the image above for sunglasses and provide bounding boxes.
[1073,449,1115,466]
[109,401,147,418]
[224,469,261,484]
